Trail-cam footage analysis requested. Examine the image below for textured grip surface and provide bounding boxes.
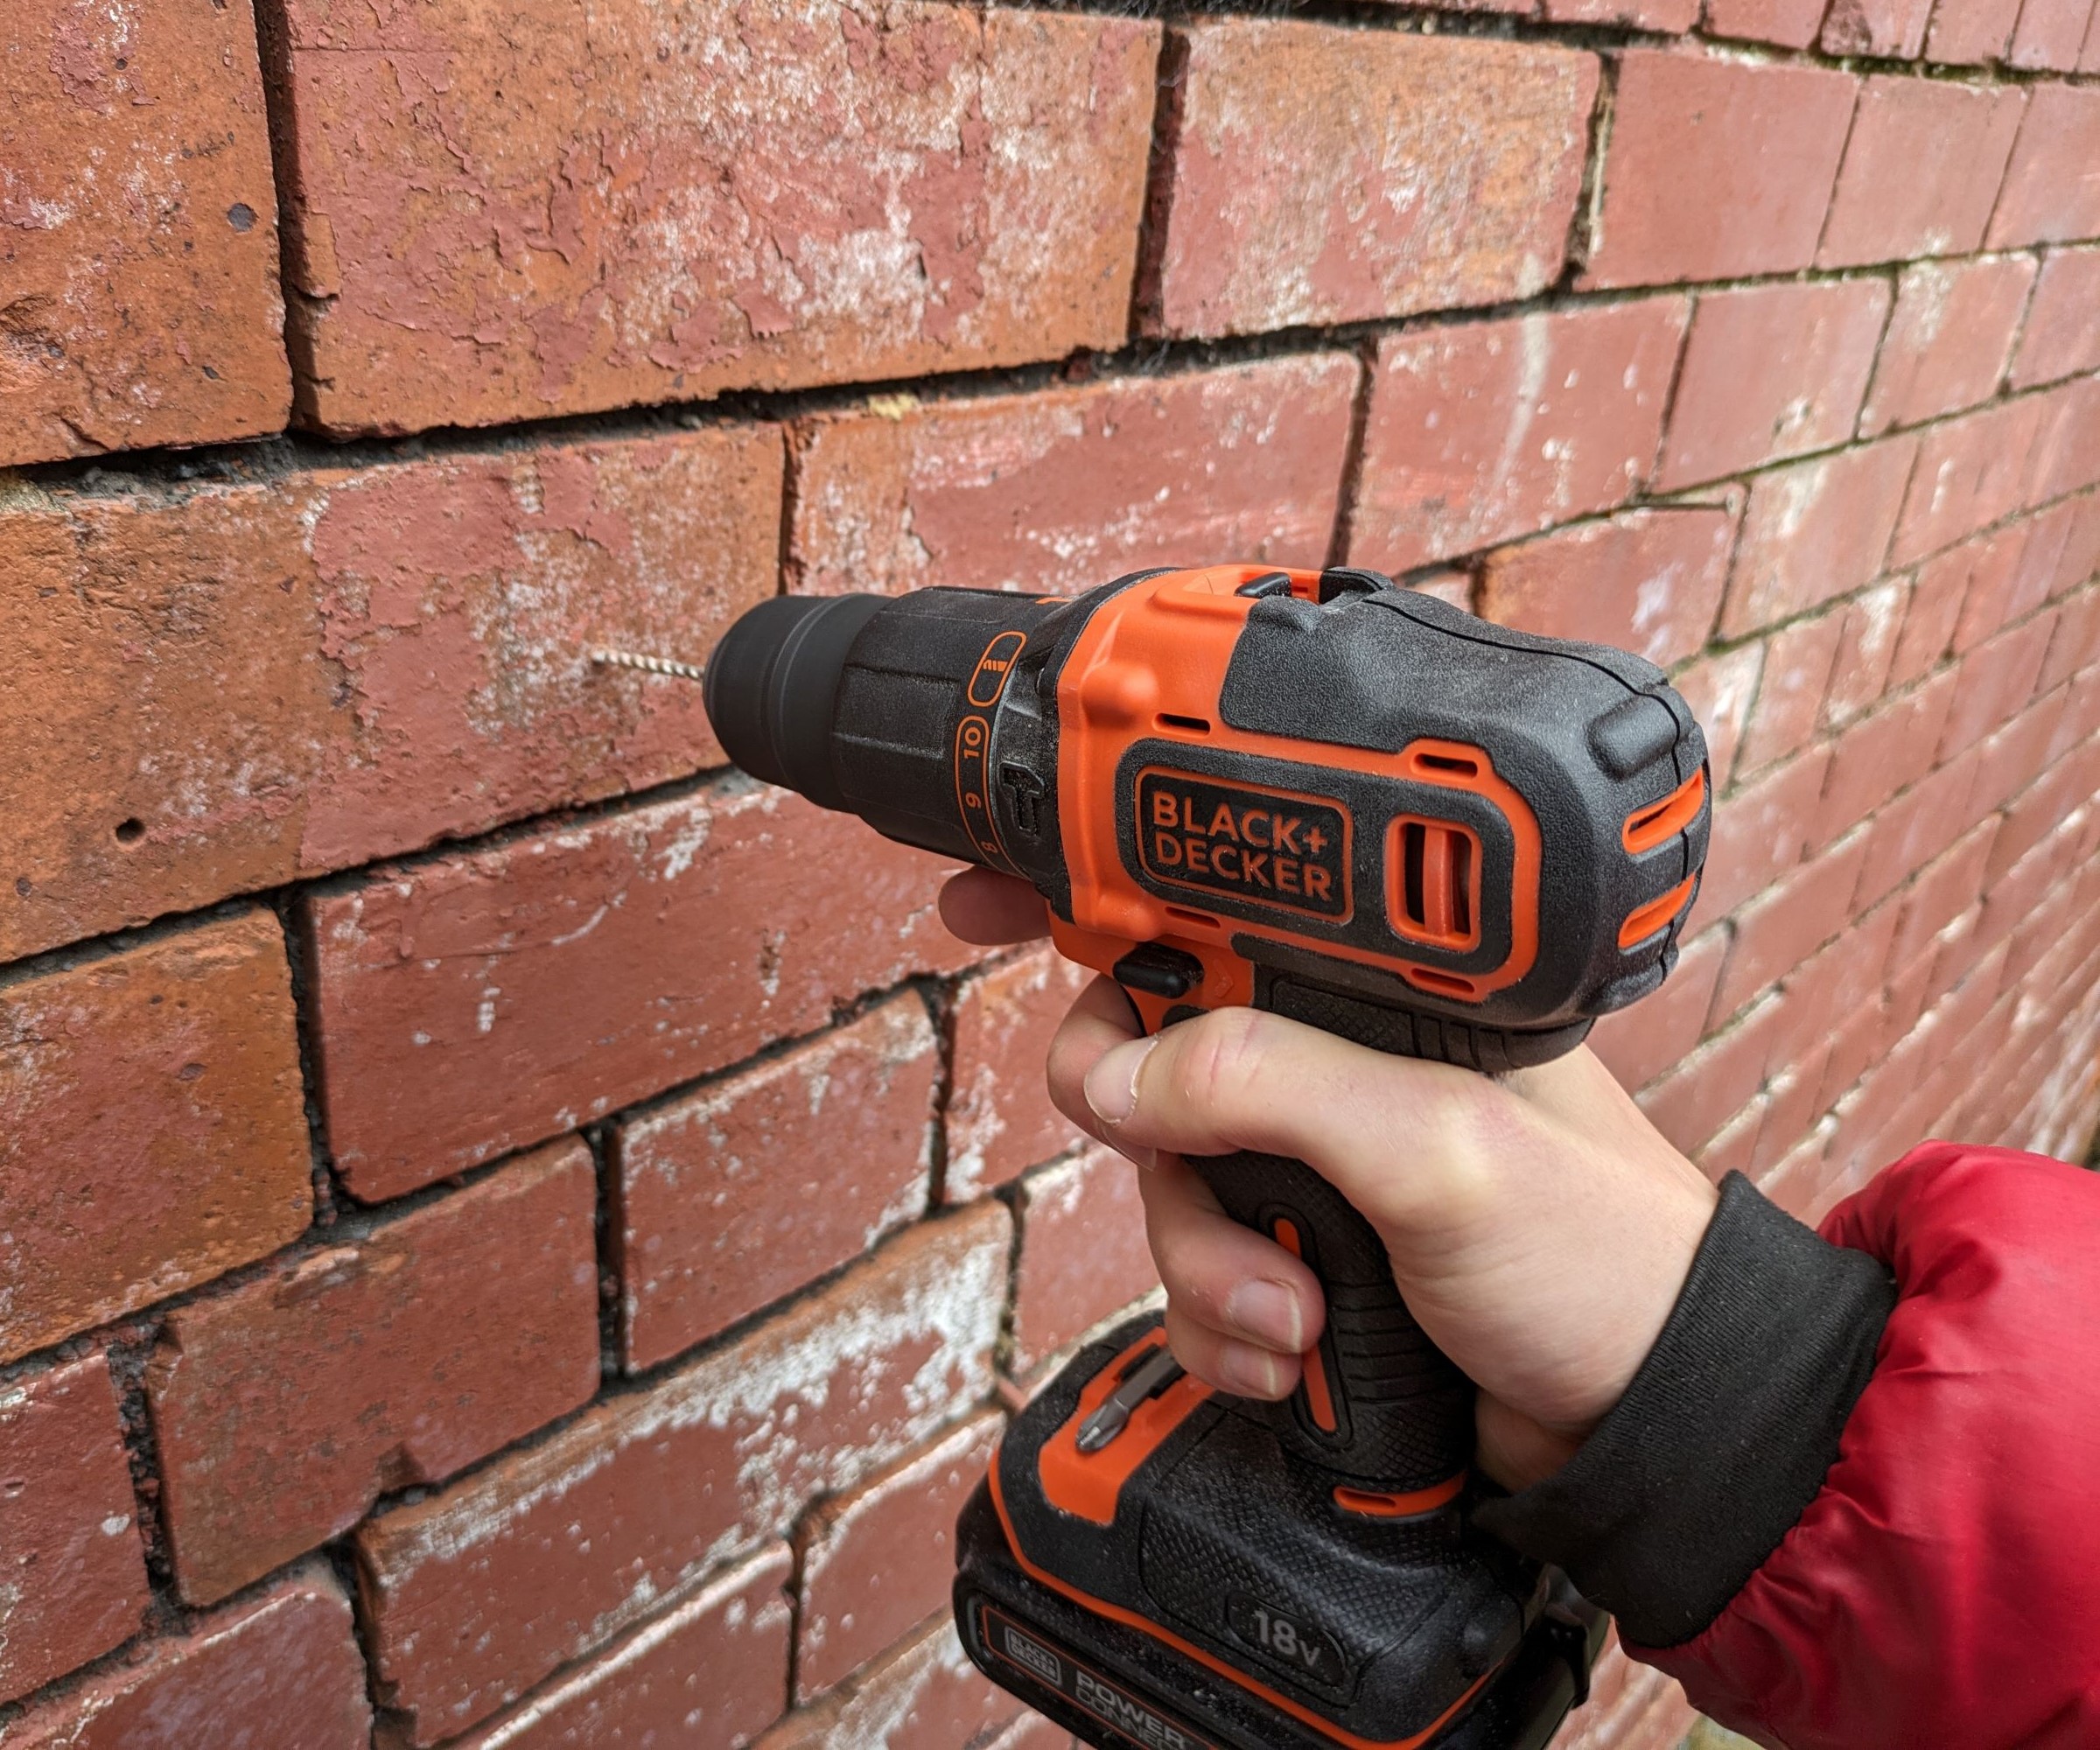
[1187,1149,1472,1491]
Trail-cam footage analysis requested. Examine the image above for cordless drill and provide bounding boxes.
[700,564,1710,1750]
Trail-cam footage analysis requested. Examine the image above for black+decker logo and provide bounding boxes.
[1137,770,1349,920]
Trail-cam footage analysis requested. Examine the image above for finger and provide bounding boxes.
[938,868,1050,945]
[1165,1300,1301,1401]
[1137,1155,1325,1355]
[1080,1005,1495,1228]
[1044,976,1148,1158]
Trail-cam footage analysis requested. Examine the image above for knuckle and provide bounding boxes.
[1169,1005,1271,1118]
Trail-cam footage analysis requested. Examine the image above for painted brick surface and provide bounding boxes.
[1010,1144,1162,1377]
[946,948,1096,1201]
[150,1139,600,1606]
[3,428,781,961]
[790,356,1359,597]
[1480,508,1736,668]
[304,779,969,1200]
[450,1544,793,1750]
[1818,80,2025,270]
[1584,54,1858,289]
[4,1572,371,1750]
[355,1204,1010,1743]
[613,995,939,1372]
[269,0,1160,435]
[1656,281,1892,490]
[0,912,311,1363]
[1348,300,1688,570]
[1146,23,1597,338]
[0,1354,147,1704]
[1861,256,2037,436]
[2,0,288,466]
[794,1411,1003,1700]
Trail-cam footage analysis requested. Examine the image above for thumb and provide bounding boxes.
[1081,1005,1495,1228]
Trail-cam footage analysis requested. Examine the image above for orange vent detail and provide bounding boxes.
[1618,875,1697,949]
[1389,817,1480,950]
[1622,768,1706,856]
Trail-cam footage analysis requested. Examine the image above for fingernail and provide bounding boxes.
[1224,1278,1306,1353]
[1084,1037,1157,1127]
[1217,1340,1288,1399]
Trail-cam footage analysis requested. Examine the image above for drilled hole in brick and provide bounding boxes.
[227,202,256,232]
[114,817,145,846]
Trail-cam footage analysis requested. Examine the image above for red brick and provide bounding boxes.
[1978,825,2079,963]
[2008,0,2100,68]
[1852,747,1983,911]
[1348,300,1688,570]
[4,430,781,962]
[1583,54,1858,290]
[2053,663,2100,757]
[1698,1096,1769,1182]
[1988,85,2100,248]
[1993,737,2100,882]
[1656,282,1891,490]
[1956,512,2068,651]
[1547,0,1701,25]
[795,1413,1001,1700]
[1409,571,1478,612]
[616,998,937,1373]
[1144,23,1597,338]
[1712,832,1871,1022]
[756,1615,1024,1750]
[1861,256,2037,437]
[1725,441,1919,642]
[1816,671,1958,845]
[1820,80,2025,270]
[2086,0,2100,64]
[2054,497,2100,598]
[1737,613,1844,775]
[1806,910,1907,1111]
[1,0,287,465]
[5,1572,369,1750]
[271,0,1157,435]
[1697,749,1833,924]
[0,913,310,1364]
[1823,0,1936,52]
[1890,396,2049,566]
[1939,614,2058,760]
[0,1354,147,1704]
[1637,992,1793,1155]
[356,1205,1010,1744]
[984,1714,1078,1750]
[2022,374,2100,508]
[150,1140,599,1606]
[1888,820,2001,975]
[1896,529,2020,684]
[2040,588,2100,693]
[452,1544,793,1750]
[1011,1145,1163,1378]
[1824,581,1910,728]
[1704,0,1832,46]
[947,949,1096,1202]
[790,360,1357,598]
[1969,689,2073,819]
[1480,508,1734,670]
[1754,1040,1838,1176]
[1926,0,2024,59]
[1590,926,1726,1089]
[1674,644,1765,790]
[304,779,970,1200]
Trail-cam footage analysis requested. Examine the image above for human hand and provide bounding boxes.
[939,866,1719,1492]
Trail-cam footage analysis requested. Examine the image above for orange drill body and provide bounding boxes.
[704,563,1710,1750]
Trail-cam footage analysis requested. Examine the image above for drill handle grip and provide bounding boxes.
[1186,1146,1474,1494]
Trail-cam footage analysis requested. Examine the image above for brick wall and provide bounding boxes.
[4,1,2099,1746]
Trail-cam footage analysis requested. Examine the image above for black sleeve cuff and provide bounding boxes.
[1472,1172,1896,1648]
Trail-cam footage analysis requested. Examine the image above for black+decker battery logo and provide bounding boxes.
[1138,770,1350,920]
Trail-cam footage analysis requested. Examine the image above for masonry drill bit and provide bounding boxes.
[591,648,708,682]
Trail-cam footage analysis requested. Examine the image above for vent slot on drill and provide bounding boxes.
[1394,819,1477,948]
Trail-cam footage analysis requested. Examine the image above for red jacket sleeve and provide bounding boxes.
[1632,1143,2100,1750]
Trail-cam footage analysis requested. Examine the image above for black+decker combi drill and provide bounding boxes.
[699,564,1710,1750]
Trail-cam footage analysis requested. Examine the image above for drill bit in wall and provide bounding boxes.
[590,648,707,682]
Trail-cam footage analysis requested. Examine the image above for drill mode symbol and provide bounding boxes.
[654,564,1706,1750]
